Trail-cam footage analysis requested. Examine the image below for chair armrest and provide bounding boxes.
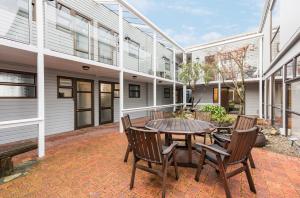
[195,143,230,157]
[132,125,145,128]
[216,126,233,133]
[213,133,231,142]
[162,142,178,155]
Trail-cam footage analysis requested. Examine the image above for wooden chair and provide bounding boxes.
[150,111,165,120]
[121,115,145,163]
[194,111,213,144]
[195,127,259,198]
[213,115,257,168]
[127,127,179,198]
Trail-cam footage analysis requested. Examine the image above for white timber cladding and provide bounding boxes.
[0,65,155,145]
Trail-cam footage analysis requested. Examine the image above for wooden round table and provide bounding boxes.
[145,118,215,168]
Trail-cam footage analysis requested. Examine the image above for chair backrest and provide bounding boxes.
[121,114,132,132]
[226,126,258,164]
[194,111,211,122]
[127,127,163,164]
[233,115,257,131]
[151,111,164,120]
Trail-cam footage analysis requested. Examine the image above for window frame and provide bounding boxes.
[114,83,120,98]
[57,76,74,99]
[0,69,36,99]
[126,38,140,59]
[164,87,171,98]
[129,84,140,98]
[73,13,91,58]
[56,2,72,32]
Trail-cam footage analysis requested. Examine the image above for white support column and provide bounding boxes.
[282,66,287,136]
[183,85,187,108]
[119,4,124,132]
[153,32,157,109]
[36,0,45,158]
[173,48,176,111]
[269,77,273,121]
[258,37,263,118]
[264,79,268,119]
[182,53,187,108]
[218,61,222,106]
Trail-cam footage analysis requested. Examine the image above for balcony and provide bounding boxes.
[0,0,36,45]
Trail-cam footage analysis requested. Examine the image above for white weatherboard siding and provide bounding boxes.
[245,83,259,115]
[0,64,153,144]
[156,85,173,105]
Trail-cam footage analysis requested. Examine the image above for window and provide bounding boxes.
[296,55,300,77]
[163,57,171,72]
[285,60,294,81]
[213,88,218,103]
[126,38,140,59]
[114,83,120,98]
[271,0,280,60]
[98,26,118,65]
[56,3,72,31]
[164,88,170,98]
[0,70,36,98]
[57,77,73,98]
[74,14,90,59]
[129,84,140,98]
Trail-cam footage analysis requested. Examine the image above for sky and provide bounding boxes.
[126,0,265,47]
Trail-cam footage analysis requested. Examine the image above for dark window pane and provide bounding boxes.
[0,72,35,84]
[114,90,119,98]
[58,88,72,98]
[101,93,112,107]
[77,81,92,92]
[101,109,112,123]
[59,78,72,87]
[114,84,120,90]
[100,83,112,92]
[77,111,92,127]
[77,93,92,109]
[0,85,35,97]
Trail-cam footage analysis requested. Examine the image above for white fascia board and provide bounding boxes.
[196,78,260,85]
[185,32,263,52]
[123,68,155,79]
[43,49,121,72]
[115,0,185,52]
[0,38,38,53]
[258,0,273,33]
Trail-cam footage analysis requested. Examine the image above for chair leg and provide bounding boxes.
[216,155,231,198]
[243,161,256,193]
[203,134,206,144]
[124,144,131,163]
[148,162,152,168]
[173,150,179,180]
[249,153,256,169]
[209,134,213,144]
[130,157,137,190]
[162,157,169,198]
[195,150,206,182]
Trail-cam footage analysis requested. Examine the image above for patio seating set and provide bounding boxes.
[122,112,259,198]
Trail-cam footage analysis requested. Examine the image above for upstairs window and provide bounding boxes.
[163,56,171,72]
[271,0,280,60]
[98,26,118,65]
[0,70,36,98]
[126,38,140,59]
[164,88,171,98]
[74,14,90,59]
[56,3,72,31]
[129,84,140,98]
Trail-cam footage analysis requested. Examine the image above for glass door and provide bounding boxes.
[99,82,114,124]
[75,79,94,129]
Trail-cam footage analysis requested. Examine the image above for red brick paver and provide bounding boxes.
[0,123,300,198]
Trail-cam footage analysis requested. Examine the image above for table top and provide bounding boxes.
[145,118,215,135]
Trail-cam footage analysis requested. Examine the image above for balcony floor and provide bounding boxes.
[0,119,300,198]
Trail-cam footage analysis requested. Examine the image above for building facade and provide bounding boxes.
[0,0,299,157]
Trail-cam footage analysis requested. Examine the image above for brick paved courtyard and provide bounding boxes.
[0,121,300,198]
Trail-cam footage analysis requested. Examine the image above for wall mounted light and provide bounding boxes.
[82,66,90,71]
[132,75,137,79]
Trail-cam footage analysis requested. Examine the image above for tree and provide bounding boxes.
[179,61,217,109]
[216,44,254,115]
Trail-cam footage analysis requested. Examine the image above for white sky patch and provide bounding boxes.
[200,32,223,43]
[166,4,213,16]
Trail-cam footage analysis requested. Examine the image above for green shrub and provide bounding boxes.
[200,105,235,124]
